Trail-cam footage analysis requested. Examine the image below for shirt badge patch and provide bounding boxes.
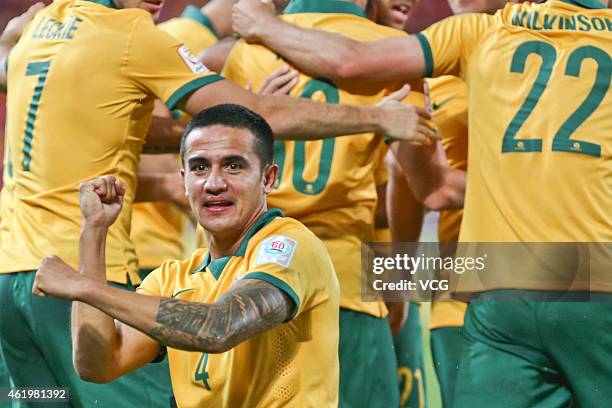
[177,45,208,74]
[255,236,298,268]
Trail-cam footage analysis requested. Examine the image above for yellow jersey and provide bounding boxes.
[0,0,223,283]
[427,76,469,329]
[131,7,220,269]
[158,5,218,55]
[223,0,426,317]
[418,0,612,292]
[418,0,611,243]
[138,209,340,408]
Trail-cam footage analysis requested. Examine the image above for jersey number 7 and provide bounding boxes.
[22,60,52,172]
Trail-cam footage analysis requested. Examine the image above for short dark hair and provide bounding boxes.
[179,104,274,169]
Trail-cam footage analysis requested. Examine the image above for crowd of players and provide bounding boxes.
[0,0,610,407]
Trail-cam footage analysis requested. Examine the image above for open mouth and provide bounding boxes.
[204,199,234,213]
[391,3,411,19]
[141,0,164,14]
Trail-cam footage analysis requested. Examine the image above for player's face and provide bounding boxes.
[182,125,278,238]
[447,0,511,14]
[114,0,165,17]
[375,0,415,30]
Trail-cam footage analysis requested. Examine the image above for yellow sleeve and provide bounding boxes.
[137,266,163,297]
[124,16,224,110]
[417,13,493,79]
[158,5,218,54]
[244,229,330,319]
[221,40,249,86]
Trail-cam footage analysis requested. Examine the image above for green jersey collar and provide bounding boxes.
[556,0,606,9]
[193,208,285,279]
[84,0,118,9]
[181,5,219,38]
[284,0,367,18]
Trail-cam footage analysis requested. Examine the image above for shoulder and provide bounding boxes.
[248,216,331,266]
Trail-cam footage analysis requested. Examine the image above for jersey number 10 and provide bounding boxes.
[502,41,609,158]
[273,78,339,195]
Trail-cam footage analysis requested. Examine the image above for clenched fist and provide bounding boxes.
[33,256,82,300]
[79,176,126,228]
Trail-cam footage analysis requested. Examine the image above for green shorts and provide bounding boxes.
[0,271,172,408]
[339,308,399,408]
[455,290,612,408]
[394,302,426,408]
[430,326,463,408]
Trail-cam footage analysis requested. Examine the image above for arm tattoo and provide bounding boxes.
[149,279,294,353]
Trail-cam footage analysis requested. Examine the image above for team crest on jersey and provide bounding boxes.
[255,236,298,268]
[177,45,208,74]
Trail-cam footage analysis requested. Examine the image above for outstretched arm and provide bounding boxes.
[180,78,436,144]
[232,0,426,82]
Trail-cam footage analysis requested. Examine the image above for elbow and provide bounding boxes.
[423,188,464,212]
[74,362,113,384]
[331,43,366,81]
[72,350,117,384]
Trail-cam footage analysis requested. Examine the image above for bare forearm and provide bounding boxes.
[255,19,425,82]
[135,172,187,209]
[386,154,424,242]
[390,141,465,211]
[73,225,120,380]
[254,94,383,140]
[423,169,466,211]
[143,116,186,153]
[256,19,359,82]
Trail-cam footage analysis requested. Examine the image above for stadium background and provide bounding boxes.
[0,1,445,405]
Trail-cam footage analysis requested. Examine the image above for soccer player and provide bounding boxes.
[224,1,431,406]
[32,104,340,408]
[0,0,432,405]
[233,0,612,406]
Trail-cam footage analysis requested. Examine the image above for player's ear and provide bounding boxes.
[262,163,278,194]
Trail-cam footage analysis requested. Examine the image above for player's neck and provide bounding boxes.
[206,205,269,259]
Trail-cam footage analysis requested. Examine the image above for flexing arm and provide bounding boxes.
[32,176,294,382]
[389,141,465,211]
[0,3,44,92]
[34,257,293,380]
[232,0,425,82]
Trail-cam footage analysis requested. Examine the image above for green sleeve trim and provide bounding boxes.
[416,33,433,78]
[181,5,219,38]
[243,272,301,320]
[165,74,224,110]
[150,346,167,363]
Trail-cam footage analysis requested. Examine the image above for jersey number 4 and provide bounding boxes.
[21,60,52,172]
[194,352,212,391]
[502,42,610,157]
